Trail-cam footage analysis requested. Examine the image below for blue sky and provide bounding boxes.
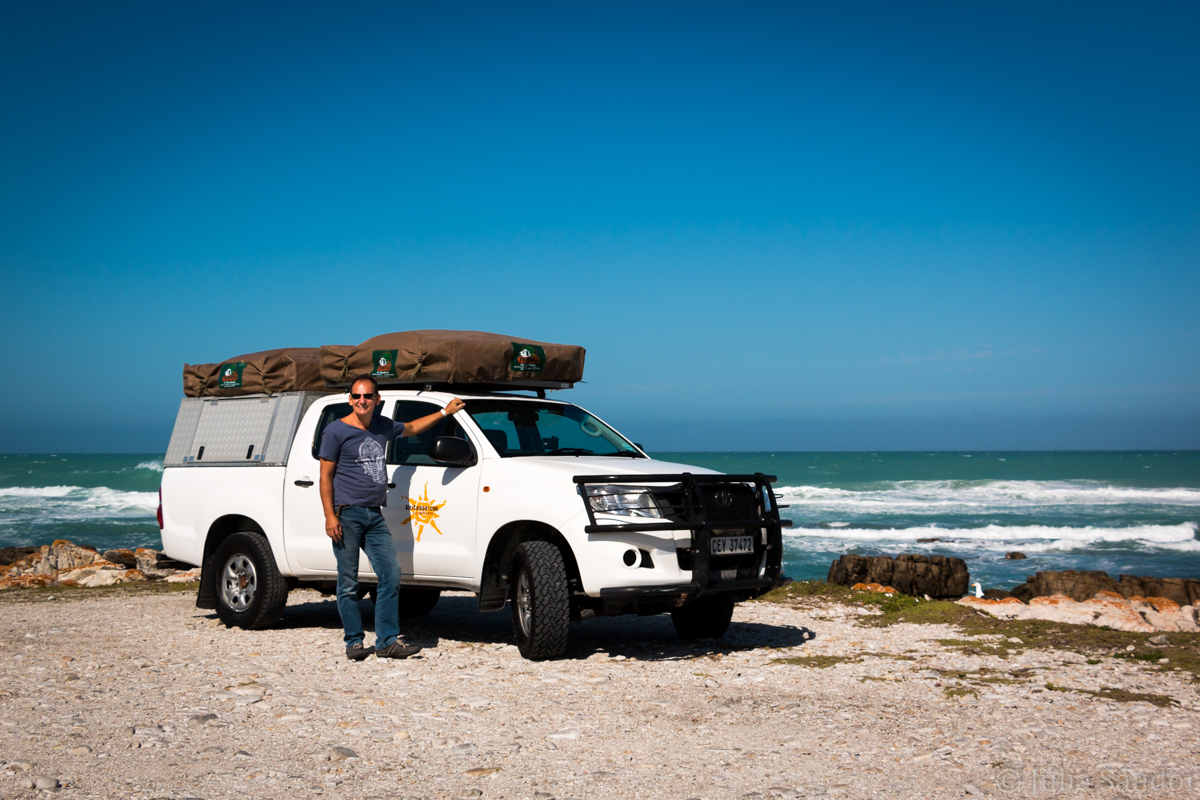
[2,1,1197,452]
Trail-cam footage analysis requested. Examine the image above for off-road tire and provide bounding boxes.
[670,594,735,640]
[398,587,441,618]
[510,541,570,660]
[212,532,289,630]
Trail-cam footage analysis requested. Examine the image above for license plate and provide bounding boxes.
[710,536,755,555]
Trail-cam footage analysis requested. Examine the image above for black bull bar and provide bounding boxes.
[573,472,792,598]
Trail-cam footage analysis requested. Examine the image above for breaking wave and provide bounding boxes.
[785,522,1200,553]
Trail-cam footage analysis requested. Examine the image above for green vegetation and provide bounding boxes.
[771,655,862,668]
[944,686,979,698]
[1045,683,1177,708]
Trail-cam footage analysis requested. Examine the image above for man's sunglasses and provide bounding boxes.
[349,393,376,400]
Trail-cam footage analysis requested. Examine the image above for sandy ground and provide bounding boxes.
[2,586,1198,800]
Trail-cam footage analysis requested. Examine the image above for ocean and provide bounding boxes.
[2,451,1197,590]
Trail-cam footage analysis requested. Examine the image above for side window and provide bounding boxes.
[388,401,472,466]
[311,403,352,459]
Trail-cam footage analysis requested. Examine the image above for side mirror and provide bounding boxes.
[635,443,646,452]
[431,436,474,467]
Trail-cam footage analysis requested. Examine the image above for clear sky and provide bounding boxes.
[2,1,1197,452]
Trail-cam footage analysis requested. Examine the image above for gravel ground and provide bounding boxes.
[2,587,1199,800]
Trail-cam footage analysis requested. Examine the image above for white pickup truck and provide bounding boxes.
[159,388,787,659]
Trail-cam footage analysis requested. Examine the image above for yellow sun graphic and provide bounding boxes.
[401,483,447,542]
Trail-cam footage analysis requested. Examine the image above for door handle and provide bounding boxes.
[294,480,314,487]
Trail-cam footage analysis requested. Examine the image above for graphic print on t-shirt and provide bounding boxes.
[357,438,386,484]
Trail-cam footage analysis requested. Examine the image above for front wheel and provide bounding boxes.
[510,541,570,660]
[670,594,734,640]
[212,532,289,630]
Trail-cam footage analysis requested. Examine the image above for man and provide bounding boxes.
[319,374,466,660]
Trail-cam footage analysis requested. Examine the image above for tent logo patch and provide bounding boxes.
[510,343,545,373]
[371,350,398,379]
[218,362,246,389]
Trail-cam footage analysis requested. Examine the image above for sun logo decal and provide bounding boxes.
[401,483,447,542]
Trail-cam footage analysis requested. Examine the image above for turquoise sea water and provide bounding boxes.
[2,451,1198,591]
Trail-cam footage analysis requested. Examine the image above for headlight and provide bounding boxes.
[584,485,663,518]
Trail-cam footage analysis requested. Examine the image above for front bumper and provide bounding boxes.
[574,472,790,600]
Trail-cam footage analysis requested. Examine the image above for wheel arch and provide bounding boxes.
[477,520,580,612]
[196,515,270,610]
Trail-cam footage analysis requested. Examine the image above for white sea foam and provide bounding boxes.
[775,480,1200,513]
[785,522,1200,552]
[134,460,164,472]
[0,485,157,519]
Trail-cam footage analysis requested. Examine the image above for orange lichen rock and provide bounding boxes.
[958,591,1198,632]
[851,582,898,594]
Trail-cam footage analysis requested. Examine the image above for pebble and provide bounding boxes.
[326,747,359,762]
[67,745,92,755]
[34,775,61,790]
[547,729,582,740]
[188,713,218,726]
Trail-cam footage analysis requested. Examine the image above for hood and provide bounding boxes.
[500,455,721,480]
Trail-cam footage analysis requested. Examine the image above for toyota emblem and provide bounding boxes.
[714,490,734,508]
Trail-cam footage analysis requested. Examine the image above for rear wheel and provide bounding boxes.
[510,541,570,660]
[670,594,734,640]
[212,532,289,630]
[398,587,441,618]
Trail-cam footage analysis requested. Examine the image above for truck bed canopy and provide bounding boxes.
[319,330,585,388]
[181,332,585,396]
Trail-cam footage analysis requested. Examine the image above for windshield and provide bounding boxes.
[463,400,642,458]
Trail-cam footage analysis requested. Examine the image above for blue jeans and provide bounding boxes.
[332,506,400,649]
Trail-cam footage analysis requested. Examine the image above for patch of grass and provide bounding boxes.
[860,600,987,628]
[771,655,862,669]
[944,686,979,698]
[755,580,857,603]
[1045,683,1177,708]
[1113,650,1167,662]
[935,638,1014,658]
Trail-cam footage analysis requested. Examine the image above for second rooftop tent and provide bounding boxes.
[318,330,586,388]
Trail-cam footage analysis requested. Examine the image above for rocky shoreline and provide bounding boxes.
[0,541,200,590]
[2,575,1199,799]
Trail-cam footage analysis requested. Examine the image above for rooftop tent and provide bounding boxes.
[183,348,326,397]
[319,330,585,387]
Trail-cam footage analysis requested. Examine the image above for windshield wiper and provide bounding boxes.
[597,450,643,457]
[543,447,595,456]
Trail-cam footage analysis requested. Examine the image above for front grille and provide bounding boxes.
[653,482,764,578]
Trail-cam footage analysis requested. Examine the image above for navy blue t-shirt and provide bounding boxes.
[318,416,408,507]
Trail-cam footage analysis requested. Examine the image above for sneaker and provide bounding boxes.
[375,640,422,659]
[346,642,374,661]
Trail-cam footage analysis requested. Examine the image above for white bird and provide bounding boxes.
[971,582,984,598]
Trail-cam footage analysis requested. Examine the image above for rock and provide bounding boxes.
[102,549,139,568]
[964,783,983,796]
[188,713,218,726]
[34,775,61,790]
[982,589,1011,600]
[67,745,92,755]
[234,750,252,759]
[0,546,38,567]
[327,746,358,761]
[1005,552,1027,560]
[136,548,189,579]
[166,567,203,583]
[916,537,942,543]
[77,567,147,588]
[1009,570,1120,603]
[1009,570,1200,606]
[704,679,720,689]
[392,730,411,741]
[958,592,1199,632]
[1148,634,1170,646]
[547,729,581,740]
[851,582,897,594]
[827,553,969,599]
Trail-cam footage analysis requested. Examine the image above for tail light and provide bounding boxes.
[157,486,164,530]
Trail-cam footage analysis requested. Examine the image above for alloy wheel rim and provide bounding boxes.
[220,553,257,613]
[516,569,533,636]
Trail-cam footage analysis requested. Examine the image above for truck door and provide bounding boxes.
[282,398,355,574]
[383,401,481,579]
